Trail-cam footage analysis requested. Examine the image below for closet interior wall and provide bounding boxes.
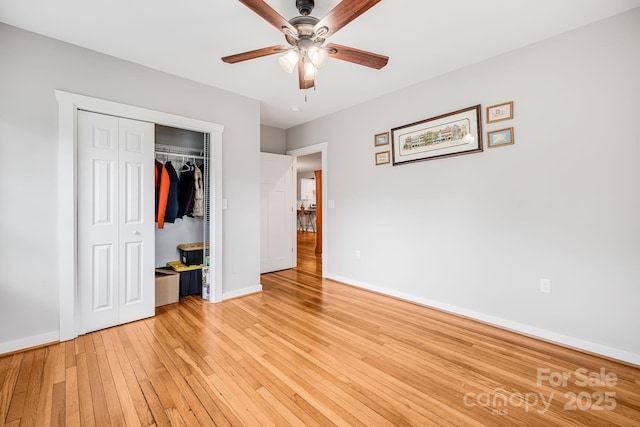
[155,124,206,268]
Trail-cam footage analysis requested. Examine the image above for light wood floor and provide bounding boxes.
[1,232,639,426]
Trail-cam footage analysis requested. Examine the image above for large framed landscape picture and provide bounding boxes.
[391,105,482,166]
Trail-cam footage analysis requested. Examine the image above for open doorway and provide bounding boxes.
[287,143,327,278]
[296,153,322,239]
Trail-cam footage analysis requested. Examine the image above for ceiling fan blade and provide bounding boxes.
[239,0,297,36]
[314,0,381,39]
[221,45,288,64]
[326,43,388,69]
[298,58,315,90]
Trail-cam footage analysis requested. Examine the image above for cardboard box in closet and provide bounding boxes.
[155,268,180,306]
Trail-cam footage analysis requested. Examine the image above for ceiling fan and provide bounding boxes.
[221,0,389,90]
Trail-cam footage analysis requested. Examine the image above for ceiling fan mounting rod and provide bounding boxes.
[296,0,314,16]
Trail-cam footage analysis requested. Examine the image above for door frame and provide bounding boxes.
[287,143,328,278]
[56,90,224,341]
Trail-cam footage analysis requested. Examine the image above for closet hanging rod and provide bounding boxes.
[155,151,206,160]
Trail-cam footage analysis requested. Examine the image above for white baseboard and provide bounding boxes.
[327,274,640,366]
[0,330,59,355]
[223,284,262,300]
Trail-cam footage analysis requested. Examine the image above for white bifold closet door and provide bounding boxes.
[78,110,155,334]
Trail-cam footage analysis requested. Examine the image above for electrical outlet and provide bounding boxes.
[355,250,361,260]
[540,278,552,294]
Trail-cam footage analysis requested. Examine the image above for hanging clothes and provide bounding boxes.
[177,162,196,218]
[155,160,170,229]
[164,161,180,224]
[192,163,204,218]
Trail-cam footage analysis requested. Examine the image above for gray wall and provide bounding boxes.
[260,124,287,154]
[0,23,261,348]
[287,9,640,361]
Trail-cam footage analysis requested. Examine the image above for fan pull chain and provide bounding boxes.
[304,82,317,103]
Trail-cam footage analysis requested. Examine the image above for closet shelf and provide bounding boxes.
[155,143,206,160]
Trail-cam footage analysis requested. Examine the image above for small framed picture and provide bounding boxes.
[487,127,514,148]
[374,132,389,146]
[486,101,513,123]
[375,151,390,165]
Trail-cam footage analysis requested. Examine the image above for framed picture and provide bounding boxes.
[487,127,514,148]
[486,101,513,123]
[374,132,389,146]
[391,105,482,166]
[375,151,390,165]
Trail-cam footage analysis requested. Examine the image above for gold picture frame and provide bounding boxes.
[486,101,513,123]
[375,151,390,165]
[374,132,389,146]
[487,127,514,148]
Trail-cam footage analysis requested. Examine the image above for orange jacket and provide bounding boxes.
[155,160,170,229]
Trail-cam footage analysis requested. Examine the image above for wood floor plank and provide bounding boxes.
[74,353,96,427]
[243,324,387,425]
[64,341,76,370]
[84,336,110,426]
[4,350,33,424]
[100,329,142,427]
[138,379,172,427]
[0,354,21,424]
[182,374,233,426]
[64,366,80,427]
[50,381,66,427]
[19,347,46,426]
[251,322,425,425]
[176,349,246,426]
[124,324,176,413]
[2,419,20,427]
[34,347,58,426]
[112,327,155,426]
[232,349,335,427]
[1,231,639,426]
[135,322,214,427]
[94,337,127,426]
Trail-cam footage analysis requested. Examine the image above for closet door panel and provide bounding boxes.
[92,244,115,311]
[78,112,155,333]
[118,118,155,324]
[92,159,114,225]
[124,162,143,223]
[123,241,143,304]
[78,111,120,333]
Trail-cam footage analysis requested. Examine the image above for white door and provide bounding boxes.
[78,111,155,334]
[260,153,295,273]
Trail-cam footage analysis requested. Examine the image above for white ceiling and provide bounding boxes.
[1,1,638,129]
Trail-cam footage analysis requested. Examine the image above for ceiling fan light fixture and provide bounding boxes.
[315,26,329,38]
[279,50,299,73]
[303,61,319,80]
[308,45,328,68]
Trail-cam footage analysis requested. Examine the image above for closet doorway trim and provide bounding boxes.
[55,90,224,341]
